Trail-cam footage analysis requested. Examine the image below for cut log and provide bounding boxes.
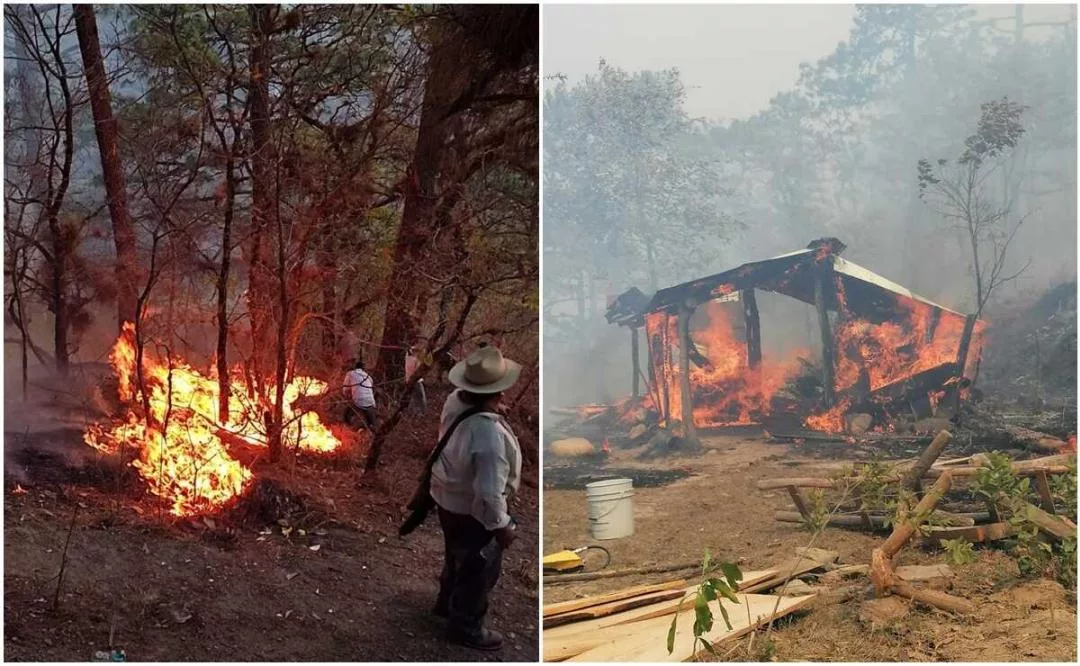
[758,477,837,490]
[895,564,953,582]
[775,511,888,528]
[1003,424,1069,453]
[1021,501,1077,541]
[543,580,687,618]
[901,430,953,492]
[869,548,894,597]
[890,580,975,614]
[922,522,1014,545]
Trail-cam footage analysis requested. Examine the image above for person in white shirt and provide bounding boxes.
[429,345,522,651]
[405,346,428,412]
[341,358,377,431]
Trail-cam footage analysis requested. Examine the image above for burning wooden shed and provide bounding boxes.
[606,238,984,444]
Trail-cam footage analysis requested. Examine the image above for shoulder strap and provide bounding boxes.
[425,406,489,467]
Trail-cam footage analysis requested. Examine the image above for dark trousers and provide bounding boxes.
[436,507,503,636]
[347,404,378,431]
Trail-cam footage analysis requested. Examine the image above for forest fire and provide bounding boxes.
[85,323,343,516]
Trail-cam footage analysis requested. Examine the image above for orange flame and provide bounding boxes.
[662,301,806,428]
[85,322,343,516]
[805,294,985,433]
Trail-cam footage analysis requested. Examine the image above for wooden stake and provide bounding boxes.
[52,503,80,611]
[1033,470,1056,514]
[786,486,810,520]
[881,472,953,558]
[901,430,953,493]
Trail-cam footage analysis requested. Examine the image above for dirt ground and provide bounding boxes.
[543,435,1077,662]
[4,391,539,662]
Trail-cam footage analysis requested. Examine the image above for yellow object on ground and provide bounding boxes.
[543,549,584,572]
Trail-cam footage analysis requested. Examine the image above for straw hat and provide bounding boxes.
[448,345,521,394]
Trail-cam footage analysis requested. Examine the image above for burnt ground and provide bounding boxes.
[4,394,539,662]
[544,435,1077,662]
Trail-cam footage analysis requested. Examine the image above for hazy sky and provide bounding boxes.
[544,4,857,121]
[544,4,1073,122]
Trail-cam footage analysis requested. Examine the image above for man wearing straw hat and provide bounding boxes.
[430,344,523,651]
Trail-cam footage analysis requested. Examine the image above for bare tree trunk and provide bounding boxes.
[73,4,138,331]
[376,40,453,383]
[216,151,235,423]
[247,4,276,393]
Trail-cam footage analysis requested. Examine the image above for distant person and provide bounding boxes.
[405,345,428,413]
[342,358,377,431]
[429,345,522,650]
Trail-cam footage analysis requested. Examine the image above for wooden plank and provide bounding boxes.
[1022,501,1077,540]
[544,589,687,629]
[543,580,687,618]
[567,593,817,662]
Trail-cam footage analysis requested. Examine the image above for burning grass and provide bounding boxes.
[84,322,346,517]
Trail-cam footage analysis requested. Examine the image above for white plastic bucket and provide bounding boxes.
[586,478,634,540]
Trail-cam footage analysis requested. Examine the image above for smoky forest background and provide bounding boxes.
[4,4,539,467]
[544,5,1077,413]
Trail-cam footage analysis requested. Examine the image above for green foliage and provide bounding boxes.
[1054,537,1076,590]
[854,457,892,515]
[666,551,742,656]
[941,537,976,566]
[804,489,830,533]
[970,452,1031,516]
[1048,459,1077,521]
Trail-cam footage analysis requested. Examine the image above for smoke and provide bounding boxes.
[543,5,1077,409]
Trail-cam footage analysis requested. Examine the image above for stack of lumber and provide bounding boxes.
[542,549,835,661]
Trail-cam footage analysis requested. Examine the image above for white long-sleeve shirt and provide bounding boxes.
[430,390,521,530]
[342,368,375,408]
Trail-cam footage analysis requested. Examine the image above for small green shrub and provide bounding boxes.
[666,551,742,656]
[941,537,976,566]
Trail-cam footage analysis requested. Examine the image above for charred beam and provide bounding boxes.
[742,288,761,369]
[955,314,977,377]
[677,303,699,447]
[814,266,837,407]
[631,326,640,398]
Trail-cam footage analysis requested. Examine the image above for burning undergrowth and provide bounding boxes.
[83,322,348,517]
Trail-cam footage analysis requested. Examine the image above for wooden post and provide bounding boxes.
[955,314,977,377]
[741,288,762,369]
[662,315,672,428]
[814,267,836,407]
[786,486,810,521]
[630,326,641,398]
[677,304,699,447]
